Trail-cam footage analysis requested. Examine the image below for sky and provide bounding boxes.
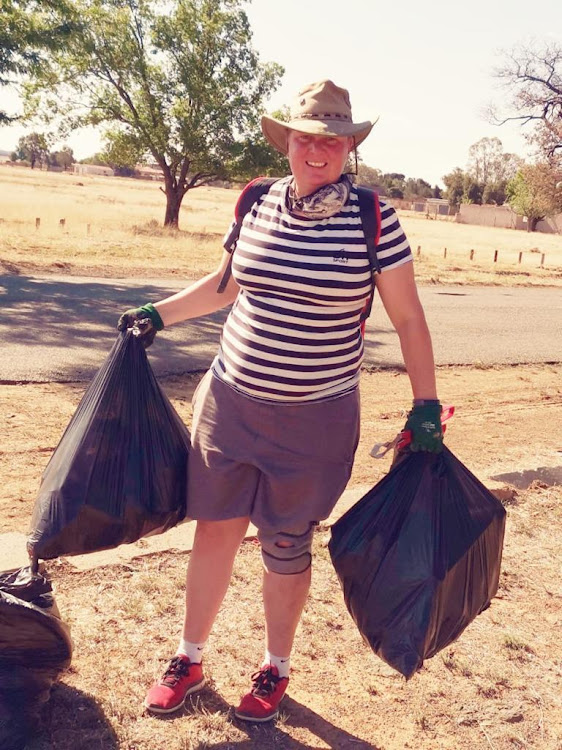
[1,0,561,187]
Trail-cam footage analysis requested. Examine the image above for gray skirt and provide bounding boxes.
[186,370,360,537]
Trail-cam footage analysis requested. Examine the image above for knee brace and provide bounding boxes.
[258,523,315,575]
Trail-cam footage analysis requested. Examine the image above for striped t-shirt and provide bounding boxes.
[211,176,412,402]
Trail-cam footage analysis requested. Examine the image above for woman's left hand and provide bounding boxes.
[403,402,444,453]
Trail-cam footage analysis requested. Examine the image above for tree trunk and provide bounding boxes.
[527,216,541,232]
[164,185,187,227]
[161,164,189,228]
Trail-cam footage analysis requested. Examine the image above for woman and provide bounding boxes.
[118,79,443,722]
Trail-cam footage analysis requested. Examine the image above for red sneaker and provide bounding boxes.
[235,665,289,723]
[144,655,205,714]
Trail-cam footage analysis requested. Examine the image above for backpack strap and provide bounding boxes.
[356,186,382,325]
[217,177,279,293]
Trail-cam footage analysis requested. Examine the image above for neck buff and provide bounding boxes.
[287,174,352,220]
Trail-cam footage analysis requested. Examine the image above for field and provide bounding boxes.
[1,165,562,285]
[1,166,562,750]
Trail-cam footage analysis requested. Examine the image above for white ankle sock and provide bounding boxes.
[176,638,206,664]
[263,650,290,678]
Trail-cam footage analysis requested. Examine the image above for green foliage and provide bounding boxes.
[442,167,464,207]
[99,130,145,172]
[13,131,50,168]
[356,163,384,191]
[23,0,283,226]
[462,176,484,205]
[0,0,77,123]
[507,163,562,231]
[482,181,507,206]
[404,177,433,200]
[49,145,75,169]
[356,164,437,200]
[444,137,522,208]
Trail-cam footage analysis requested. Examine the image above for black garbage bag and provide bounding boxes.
[28,330,190,561]
[0,567,72,750]
[329,446,506,679]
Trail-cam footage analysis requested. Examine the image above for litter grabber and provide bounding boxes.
[370,405,455,459]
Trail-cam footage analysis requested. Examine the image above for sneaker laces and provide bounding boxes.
[160,656,190,687]
[250,666,281,697]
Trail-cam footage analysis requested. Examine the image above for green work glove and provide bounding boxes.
[403,401,444,453]
[117,303,164,349]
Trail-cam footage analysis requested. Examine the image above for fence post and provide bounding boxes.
[35,217,41,230]
[541,253,545,267]
[493,250,498,263]
[443,247,447,259]
[470,249,474,261]
[416,245,421,257]
[518,251,523,264]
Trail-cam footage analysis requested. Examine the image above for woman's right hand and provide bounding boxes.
[117,303,164,348]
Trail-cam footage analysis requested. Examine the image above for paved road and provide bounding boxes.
[1,273,561,382]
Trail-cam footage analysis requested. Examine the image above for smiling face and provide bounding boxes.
[287,131,354,197]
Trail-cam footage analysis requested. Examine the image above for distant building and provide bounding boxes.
[426,198,451,216]
[73,164,114,177]
[134,165,163,181]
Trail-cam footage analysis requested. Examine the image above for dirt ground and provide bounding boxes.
[2,362,562,750]
[2,363,562,536]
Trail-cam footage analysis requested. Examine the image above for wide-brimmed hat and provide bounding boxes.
[261,79,378,156]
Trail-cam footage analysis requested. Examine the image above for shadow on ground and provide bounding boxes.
[177,688,381,749]
[25,682,118,750]
[1,274,230,381]
[2,273,391,383]
[490,465,562,489]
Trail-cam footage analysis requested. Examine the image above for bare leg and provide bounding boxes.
[262,565,312,656]
[182,517,250,643]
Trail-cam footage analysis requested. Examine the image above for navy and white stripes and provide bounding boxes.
[211,176,412,402]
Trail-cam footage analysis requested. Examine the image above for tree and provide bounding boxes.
[403,177,432,200]
[14,132,49,168]
[493,42,562,163]
[49,145,75,170]
[225,107,289,182]
[356,163,384,191]
[99,130,145,175]
[482,181,507,206]
[0,0,76,123]
[466,137,521,205]
[507,162,562,232]
[463,176,484,205]
[442,167,465,208]
[24,0,283,227]
[467,137,521,184]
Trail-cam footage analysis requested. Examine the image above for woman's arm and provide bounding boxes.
[374,261,438,400]
[154,250,240,327]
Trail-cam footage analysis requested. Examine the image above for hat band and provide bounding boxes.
[292,112,352,122]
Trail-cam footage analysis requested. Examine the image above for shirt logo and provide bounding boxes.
[333,250,349,264]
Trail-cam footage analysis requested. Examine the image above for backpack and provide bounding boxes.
[217,177,382,332]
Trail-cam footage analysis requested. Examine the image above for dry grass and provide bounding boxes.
[1,165,561,286]
[24,479,562,750]
[2,363,562,748]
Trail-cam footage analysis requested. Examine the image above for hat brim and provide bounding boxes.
[261,114,378,156]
